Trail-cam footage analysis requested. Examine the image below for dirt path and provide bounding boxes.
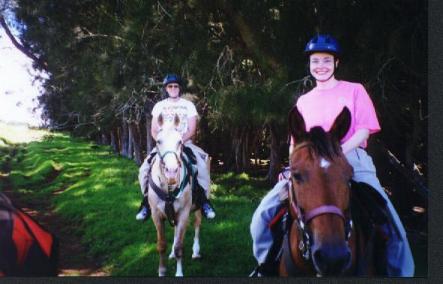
[0,148,107,277]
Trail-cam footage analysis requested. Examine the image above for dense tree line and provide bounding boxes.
[0,0,427,185]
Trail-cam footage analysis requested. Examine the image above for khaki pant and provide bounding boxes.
[138,141,211,197]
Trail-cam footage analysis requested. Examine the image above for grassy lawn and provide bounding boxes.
[0,122,270,276]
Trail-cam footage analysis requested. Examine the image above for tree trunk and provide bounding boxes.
[145,113,153,154]
[120,120,129,157]
[266,123,281,185]
[101,132,109,145]
[241,129,251,171]
[233,128,242,172]
[110,128,119,153]
[128,122,134,159]
[130,122,142,165]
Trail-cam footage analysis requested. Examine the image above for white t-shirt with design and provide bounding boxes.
[151,98,198,135]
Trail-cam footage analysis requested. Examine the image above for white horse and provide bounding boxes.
[148,113,202,277]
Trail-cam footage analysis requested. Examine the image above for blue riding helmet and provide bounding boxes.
[162,73,182,87]
[304,34,341,56]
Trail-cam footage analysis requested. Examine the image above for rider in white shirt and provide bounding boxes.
[136,74,216,220]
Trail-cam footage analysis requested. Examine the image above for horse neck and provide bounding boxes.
[281,219,316,275]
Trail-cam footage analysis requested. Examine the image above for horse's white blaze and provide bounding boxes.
[320,158,330,169]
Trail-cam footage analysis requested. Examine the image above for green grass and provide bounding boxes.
[0,125,271,276]
[0,123,428,277]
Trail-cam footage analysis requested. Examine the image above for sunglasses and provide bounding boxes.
[166,84,180,89]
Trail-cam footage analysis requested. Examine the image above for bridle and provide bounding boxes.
[287,180,353,262]
[154,140,188,192]
[156,147,182,174]
[150,140,192,227]
[286,143,353,262]
[155,127,183,187]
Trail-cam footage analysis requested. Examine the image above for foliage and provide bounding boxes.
[2,0,427,179]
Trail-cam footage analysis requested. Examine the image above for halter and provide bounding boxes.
[157,145,182,167]
[287,182,353,263]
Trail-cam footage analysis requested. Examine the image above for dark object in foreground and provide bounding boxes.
[0,193,58,276]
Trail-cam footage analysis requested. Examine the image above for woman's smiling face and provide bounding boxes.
[309,52,337,82]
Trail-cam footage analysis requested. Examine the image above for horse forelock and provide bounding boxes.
[291,128,341,166]
[308,127,341,160]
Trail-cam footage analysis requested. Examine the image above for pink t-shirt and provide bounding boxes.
[295,80,380,148]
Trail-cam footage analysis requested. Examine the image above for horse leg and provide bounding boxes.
[152,215,167,277]
[169,228,178,259]
[174,211,191,277]
[192,210,202,259]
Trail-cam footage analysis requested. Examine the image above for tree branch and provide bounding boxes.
[0,14,48,70]
[215,0,282,74]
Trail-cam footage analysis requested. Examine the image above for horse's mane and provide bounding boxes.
[295,126,342,160]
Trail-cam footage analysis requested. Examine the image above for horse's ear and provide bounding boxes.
[158,114,164,127]
[173,114,180,128]
[329,107,351,142]
[288,106,307,143]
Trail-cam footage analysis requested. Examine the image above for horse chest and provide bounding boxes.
[149,189,191,215]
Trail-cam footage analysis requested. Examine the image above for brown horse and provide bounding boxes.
[279,106,382,276]
[148,114,203,277]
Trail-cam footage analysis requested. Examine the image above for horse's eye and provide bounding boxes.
[292,172,303,183]
[157,140,162,145]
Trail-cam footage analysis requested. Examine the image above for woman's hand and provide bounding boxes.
[341,128,369,154]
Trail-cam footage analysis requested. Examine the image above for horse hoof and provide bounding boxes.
[192,254,201,259]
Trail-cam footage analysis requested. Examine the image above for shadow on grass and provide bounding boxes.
[3,132,260,276]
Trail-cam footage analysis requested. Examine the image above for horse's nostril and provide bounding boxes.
[313,249,324,266]
[313,246,351,275]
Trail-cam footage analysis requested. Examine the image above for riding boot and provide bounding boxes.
[136,196,151,221]
[194,183,215,219]
[250,244,281,277]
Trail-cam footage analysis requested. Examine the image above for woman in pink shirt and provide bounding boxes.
[250,35,414,277]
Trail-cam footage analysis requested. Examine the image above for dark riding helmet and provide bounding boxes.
[304,34,341,57]
[162,73,182,87]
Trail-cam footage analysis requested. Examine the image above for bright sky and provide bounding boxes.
[0,28,45,127]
